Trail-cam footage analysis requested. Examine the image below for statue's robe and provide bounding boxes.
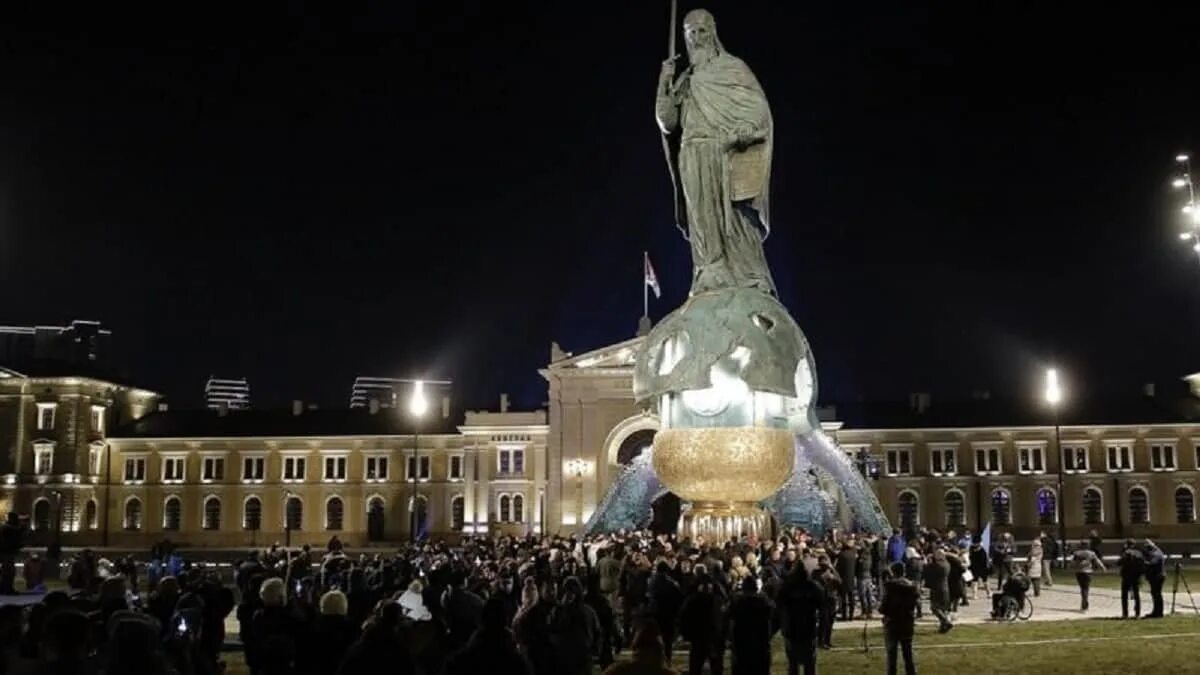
[674,51,775,295]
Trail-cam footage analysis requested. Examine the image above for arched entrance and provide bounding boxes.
[650,492,681,535]
[367,497,386,541]
[616,429,657,466]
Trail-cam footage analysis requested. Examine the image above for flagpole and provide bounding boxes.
[643,251,649,319]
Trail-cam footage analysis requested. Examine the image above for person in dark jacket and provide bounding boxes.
[775,565,822,675]
[1118,539,1145,619]
[549,576,601,675]
[647,562,684,661]
[1143,539,1167,618]
[835,542,857,621]
[813,556,839,649]
[879,563,918,675]
[338,602,415,675]
[968,541,989,600]
[442,571,485,650]
[247,578,301,675]
[299,590,359,675]
[443,596,533,675]
[922,550,952,633]
[585,573,623,668]
[678,573,725,675]
[726,576,773,675]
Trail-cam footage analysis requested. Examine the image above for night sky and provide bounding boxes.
[2,2,1200,411]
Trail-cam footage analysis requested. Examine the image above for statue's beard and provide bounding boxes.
[687,42,718,67]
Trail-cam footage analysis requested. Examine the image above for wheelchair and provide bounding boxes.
[997,592,1033,621]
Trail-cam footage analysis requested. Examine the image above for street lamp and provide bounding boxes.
[408,380,429,542]
[1044,368,1068,568]
[566,458,588,529]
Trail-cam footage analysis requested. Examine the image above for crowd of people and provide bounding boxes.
[0,523,1175,675]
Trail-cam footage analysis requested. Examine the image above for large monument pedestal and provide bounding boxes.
[678,501,773,542]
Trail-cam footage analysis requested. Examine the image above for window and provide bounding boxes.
[33,442,54,476]
[499,448,525,475]
[124,498,143,531]
[244,497,262,531]
[1018,446,1045,474]
[1082,487,1103,524]
[163,497,182,531]
[203,497,221,530]
[1036,488,1057,525]
[242,457,265,482]
[285,496,303,530]
[1151,444,1177,472]
[323,456,347,482]
[449,455,463,480]
[1063,445,1089,473]
[90,405,105,433]
[32,499,50,531]
[451,496,465,531]
[162,457,185,483]
[974,447,1001,475]
[89,443,104,475]
[84,500,98,530]
[991,489,1011,525]
[283,457,306,482]
[930,448,956,476]
[124,457,146,483]
[36,403,56,431]
[326,497,344,530]
[885,448,912,476]
[513,494,525,522]
[897,491,919,530]
[407,456,431,481]
[944,491,965,528]
[1106,444,1132,472]
[366,456,389,481]
[1176,487,1196,524]
[1129,487,1149,524]
[499,494,512,522]
[203,457,225,482]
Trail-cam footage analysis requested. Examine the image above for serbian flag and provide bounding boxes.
[644,252,662,299]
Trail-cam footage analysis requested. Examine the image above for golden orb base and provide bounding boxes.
[678,501,774,542]
[652,426,794,503]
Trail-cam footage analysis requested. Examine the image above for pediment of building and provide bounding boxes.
[541,337,644,378]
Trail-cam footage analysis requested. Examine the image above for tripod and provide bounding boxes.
[1170,561,1199,616]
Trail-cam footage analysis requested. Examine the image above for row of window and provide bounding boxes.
[895,485,1198,530]
[121,453,485,485]
[114,494,489,532]
[34,403,106,433]
[881,443,1185,477]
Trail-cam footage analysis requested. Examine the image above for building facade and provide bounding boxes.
[0,365,160,545]
[2,337,1199,548]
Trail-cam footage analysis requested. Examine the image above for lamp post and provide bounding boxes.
[1172,153,1200,263]
[408,381,429,542]
[1045,368,1068,567]
[283,489,294,548]
[566,458,587,531]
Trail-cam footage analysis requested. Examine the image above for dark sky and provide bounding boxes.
[2,2,1200,411]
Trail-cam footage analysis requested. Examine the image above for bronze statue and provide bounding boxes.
[656,9,775,296]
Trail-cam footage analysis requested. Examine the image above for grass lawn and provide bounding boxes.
[220,615,1200,675]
